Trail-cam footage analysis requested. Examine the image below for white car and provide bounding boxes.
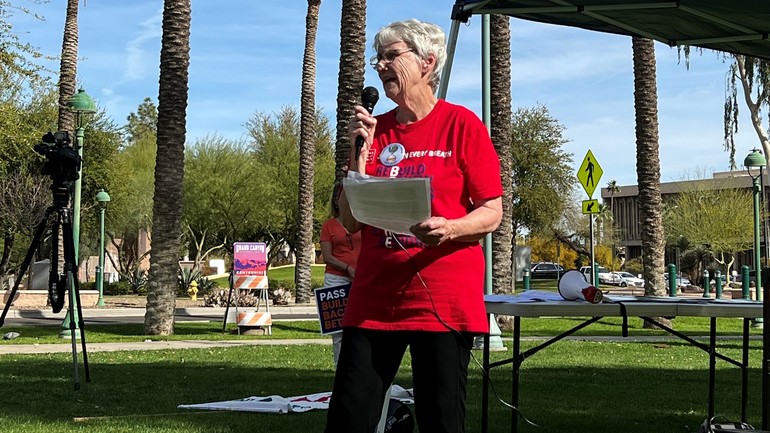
[579,265,613,285]
[608,271,644,287]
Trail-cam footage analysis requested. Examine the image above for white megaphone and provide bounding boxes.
[558,270,604,304]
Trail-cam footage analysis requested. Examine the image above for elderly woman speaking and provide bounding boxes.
[327,19,503,433]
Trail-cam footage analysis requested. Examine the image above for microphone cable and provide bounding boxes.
[391,235,540,428]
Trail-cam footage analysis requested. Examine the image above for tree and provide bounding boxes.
[510,105,574,236]
[490,14,513,294]
[632,37,666,300]
[182,135,258,269]
[664,180,753,281]
[245,107,336,264]
[334,0,366,182]
[145,0,191,336]
[606,179,620,271]
[295,0,322,304]
[725,55,770,171]
[56,0,78,136]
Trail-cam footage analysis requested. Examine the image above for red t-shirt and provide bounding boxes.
[342,99,502,333]
[320,218,361,277]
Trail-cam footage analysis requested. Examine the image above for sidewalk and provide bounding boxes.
[2,304,319,320]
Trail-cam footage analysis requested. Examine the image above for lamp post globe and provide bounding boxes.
[59,88,96,338]
[745,148,767,328]
[95,189,110,308]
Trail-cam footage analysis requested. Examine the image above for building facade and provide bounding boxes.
[600,170,769,269]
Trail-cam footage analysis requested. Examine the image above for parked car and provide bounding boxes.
[579,265,612,284]
[607,271,644,287]
[529,262,566,280]
[664,273,691,287]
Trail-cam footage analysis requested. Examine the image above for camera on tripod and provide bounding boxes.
[33,131,81,182]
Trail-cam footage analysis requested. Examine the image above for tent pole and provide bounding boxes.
[473,14,504,352]
[438,18,461,99]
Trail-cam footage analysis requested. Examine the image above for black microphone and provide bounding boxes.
[355,86,379,161]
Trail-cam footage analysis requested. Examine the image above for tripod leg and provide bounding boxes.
[65,270,81,390]
[72,269,90,382]
[0,207,53,327]
[61,209,89,389]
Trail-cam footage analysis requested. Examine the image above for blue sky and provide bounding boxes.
[9,0,762,189]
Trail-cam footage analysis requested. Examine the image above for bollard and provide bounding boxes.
[715,270,722,299]
[667,263,677,297]
[522,269,530,291]
[703,269,710,298]
[742,265,751,300]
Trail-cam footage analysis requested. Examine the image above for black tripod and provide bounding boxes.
[0,167,90,390]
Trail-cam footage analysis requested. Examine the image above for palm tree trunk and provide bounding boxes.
[56,0,79,276]
[334,0,367,182]
[145,0,191,335]
[632,37,668,305]
[295,0,322,304]
[490,14,513,294]
[57,0,78,135]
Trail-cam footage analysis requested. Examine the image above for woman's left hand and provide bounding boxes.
[410,217,454,246]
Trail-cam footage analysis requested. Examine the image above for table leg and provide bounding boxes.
[482,332,490,433]
[742,318,749,423]
[708,317,716,419]
[512,315,521,433]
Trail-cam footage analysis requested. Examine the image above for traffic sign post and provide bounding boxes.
[577,150,604,283]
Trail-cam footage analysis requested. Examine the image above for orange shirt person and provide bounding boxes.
[320,184,361,364]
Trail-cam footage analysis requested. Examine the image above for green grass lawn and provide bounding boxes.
[0,338,763,433]
[0,301,765,432]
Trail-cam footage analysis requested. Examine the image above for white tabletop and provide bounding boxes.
[485,292,764,319]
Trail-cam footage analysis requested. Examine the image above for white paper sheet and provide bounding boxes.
[342,171,431,235]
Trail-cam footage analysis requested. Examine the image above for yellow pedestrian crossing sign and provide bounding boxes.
[577,149,603,198]
[582,199,600,214]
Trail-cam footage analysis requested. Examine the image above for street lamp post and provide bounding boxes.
[748,150,770,430]
[746,149,766,308]
[95,189,110,307]
[59,88,96,338]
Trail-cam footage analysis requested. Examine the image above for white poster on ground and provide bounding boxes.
[177,385,414,414]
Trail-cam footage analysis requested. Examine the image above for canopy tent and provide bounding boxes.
[437,0,770,431]
[453,0,770,60]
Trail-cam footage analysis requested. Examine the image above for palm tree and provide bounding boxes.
[490,14,513,294]
[295,0,322,304]
[57,0,78,135]
[144,0,191,335]
[53,0,79,278]
[631,37,667,300]
[334,0,367,182]
[606,179,620,271]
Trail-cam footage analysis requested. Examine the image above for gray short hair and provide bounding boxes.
[373,19,446,93]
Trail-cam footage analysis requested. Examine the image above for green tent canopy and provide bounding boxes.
[453,0,770,60]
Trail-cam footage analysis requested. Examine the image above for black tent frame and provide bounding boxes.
[437,0,770,429]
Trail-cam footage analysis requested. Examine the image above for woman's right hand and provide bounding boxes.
[348,105,377,172]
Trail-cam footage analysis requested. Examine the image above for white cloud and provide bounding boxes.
[124,11,163,81]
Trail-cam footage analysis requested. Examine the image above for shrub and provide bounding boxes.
[127,268,148,295]
[79,281,96,291]
[203,288,260,307]
[177,267,201,296]
[196,276,218,296]
[105,280,132,296]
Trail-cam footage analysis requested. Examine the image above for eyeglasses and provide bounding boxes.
[369,48,415,69]
[345,233,354,249]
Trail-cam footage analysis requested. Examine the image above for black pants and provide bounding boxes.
[324,328,475,433]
